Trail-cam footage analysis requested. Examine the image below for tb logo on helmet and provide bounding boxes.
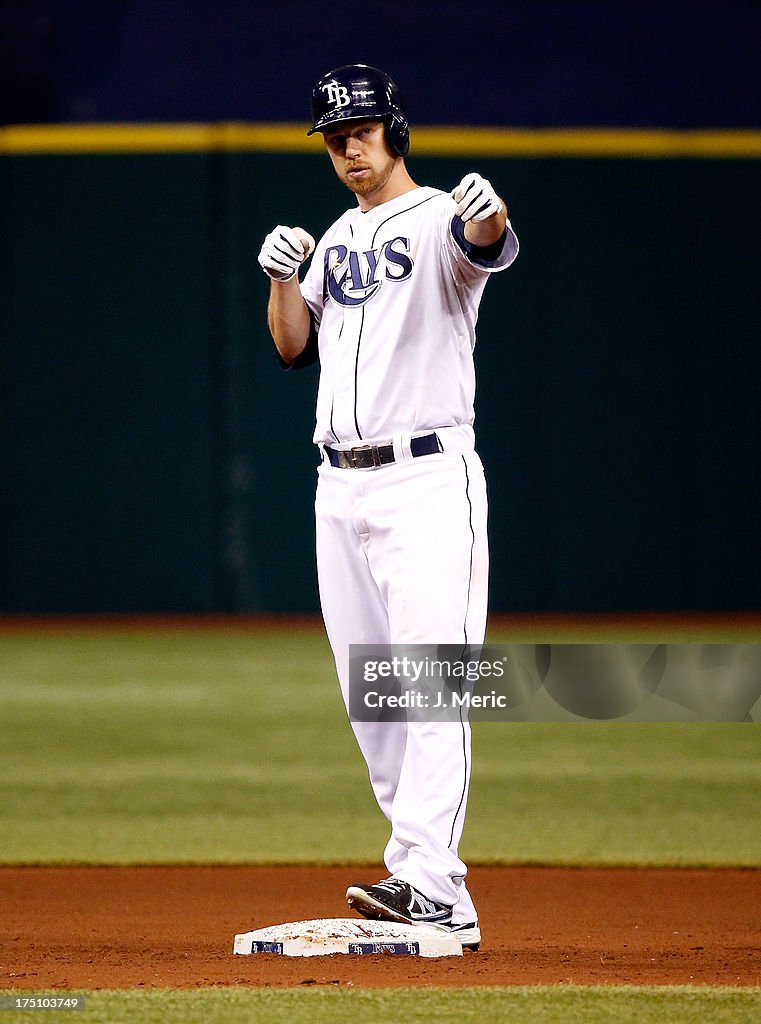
[322,82,351,109]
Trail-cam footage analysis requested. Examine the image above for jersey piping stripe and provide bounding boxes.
[353,308,365,440]
[448,454,476,851]
[330,224,352,443]
[369,192,439,248]
[345,193,440,442]
[328,319,344,443]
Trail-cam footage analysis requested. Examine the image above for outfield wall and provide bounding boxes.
[2,130,760,612]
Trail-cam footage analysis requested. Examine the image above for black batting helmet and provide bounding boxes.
[307,64,410,157]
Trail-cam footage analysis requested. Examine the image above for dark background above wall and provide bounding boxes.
[2,1,761,128]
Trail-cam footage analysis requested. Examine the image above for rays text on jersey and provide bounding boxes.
[323,237,414,307]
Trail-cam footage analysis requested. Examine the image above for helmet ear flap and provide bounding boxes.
[385,113,410,157]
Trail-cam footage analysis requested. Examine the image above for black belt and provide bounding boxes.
[325,432,442,470]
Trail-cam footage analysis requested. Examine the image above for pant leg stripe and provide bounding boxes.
[448,454,475,850]
[461,454,475,646]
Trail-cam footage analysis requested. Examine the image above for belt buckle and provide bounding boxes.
[349,443,381,469]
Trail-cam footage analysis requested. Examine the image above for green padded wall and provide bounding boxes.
[2,149,759,611]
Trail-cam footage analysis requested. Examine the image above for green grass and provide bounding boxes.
[1,627,760,864]
[468,722,761,865]
[2,986,760,1024]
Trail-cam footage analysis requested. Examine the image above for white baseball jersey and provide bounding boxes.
[298,186,519,446]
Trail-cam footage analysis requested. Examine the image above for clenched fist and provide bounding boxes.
[258,225,316,282]
[451,173,504,223]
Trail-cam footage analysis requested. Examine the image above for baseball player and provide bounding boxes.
[258,64,519,951]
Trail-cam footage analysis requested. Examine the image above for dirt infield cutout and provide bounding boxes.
[2,865,760,988]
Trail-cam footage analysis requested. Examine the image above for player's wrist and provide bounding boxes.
[267,268,298,283]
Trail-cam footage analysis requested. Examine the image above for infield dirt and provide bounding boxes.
[2,865,760,989]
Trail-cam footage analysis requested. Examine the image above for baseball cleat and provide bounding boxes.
[346,877,481,950]
[347,877,452,926]
[446,921,481,951]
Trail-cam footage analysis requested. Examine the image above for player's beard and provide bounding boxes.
[342,155,396,198]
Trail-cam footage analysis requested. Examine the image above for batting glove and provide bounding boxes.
[258,225,316,282]
[451,173,504,223]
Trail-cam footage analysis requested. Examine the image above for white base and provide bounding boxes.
[233,917,462,958]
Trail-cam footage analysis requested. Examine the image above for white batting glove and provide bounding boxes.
[258,225,316,282]
[451,173,504,223]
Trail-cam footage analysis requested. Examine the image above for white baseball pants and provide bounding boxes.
[315,444,488,926]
